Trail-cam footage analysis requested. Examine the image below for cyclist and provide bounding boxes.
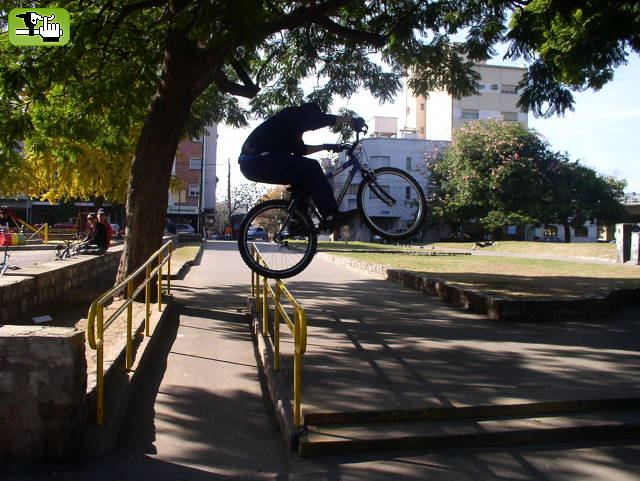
[238,102,361,231]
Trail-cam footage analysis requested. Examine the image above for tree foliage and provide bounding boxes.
[543,159,628,241]
[431,119,555,231]
[431,119,628,237]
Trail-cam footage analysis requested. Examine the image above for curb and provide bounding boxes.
[318,253,640,321]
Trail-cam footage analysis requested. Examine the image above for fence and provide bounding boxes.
[250,244,308,426]
[86,240,174,425]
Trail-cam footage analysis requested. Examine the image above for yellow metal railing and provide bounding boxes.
[250,244,307,427]
[8,217,49,244]
[87,240,174,425]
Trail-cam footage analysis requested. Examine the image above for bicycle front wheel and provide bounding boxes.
[237,199,317,279]
[357,167,427,240]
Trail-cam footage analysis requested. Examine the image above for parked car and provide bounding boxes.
[53,222,76,229]
[541,236,563,243]
[175,223,195,234]
[246,226,268,241]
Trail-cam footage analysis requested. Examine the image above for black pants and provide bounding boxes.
[239,153,338,217]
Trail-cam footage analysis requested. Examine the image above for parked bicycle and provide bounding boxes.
[0,244,20,276]
[237,120,427,278]
[55,235,81,260]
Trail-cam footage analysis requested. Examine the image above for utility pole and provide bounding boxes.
[227,158,231,218]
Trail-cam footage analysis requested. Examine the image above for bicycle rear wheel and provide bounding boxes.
[357,167,426,240]
[237,199,317,279]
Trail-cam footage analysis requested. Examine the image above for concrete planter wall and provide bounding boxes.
[0,250,121,463]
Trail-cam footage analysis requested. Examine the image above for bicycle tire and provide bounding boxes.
[237,199,317,279]
[357,167,427,240]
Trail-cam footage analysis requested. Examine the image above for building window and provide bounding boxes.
[191,137,203,143]
[420,103,425,110]
[189,157,202,170]
[461,109,479,120]
[347,199,357,210]
[490,84,499,90]
[574,226,588,237]
[189,184,200,197]
[420,126,425,134]
[544,225,558,237]
[370,156,390,168]
[501,112,518,122]
[501,84,518,94]
[405,186,411,200]
[405,157,412,171]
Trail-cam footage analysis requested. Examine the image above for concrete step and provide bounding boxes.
[299,401,640,457]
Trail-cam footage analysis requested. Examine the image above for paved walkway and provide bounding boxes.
[6,240,640,480]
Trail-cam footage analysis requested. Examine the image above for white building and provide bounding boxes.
[404,60,528,140]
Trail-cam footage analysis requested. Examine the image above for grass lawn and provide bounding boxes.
[171,242,202,264]
[317,241,639,298]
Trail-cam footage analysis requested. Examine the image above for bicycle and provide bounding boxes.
[237,119,427,278]
[55,235,81,260]
[0,244,20,276]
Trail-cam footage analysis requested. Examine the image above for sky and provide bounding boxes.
[216,53,640,200]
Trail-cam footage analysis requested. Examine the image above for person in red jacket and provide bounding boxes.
[98,208,112,249]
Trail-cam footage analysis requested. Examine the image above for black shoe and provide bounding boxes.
[287,219,308,236]
[319,209,359,232]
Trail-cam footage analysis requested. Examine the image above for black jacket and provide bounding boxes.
[241,103,337,155]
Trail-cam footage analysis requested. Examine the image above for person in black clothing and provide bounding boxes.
[239,102,359,231]
[78,213,107,254]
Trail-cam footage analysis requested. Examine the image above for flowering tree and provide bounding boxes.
[431,119,559,234]
[431,119,627,239]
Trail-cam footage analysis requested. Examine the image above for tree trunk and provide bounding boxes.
[563,223,571,243]
[116,31,199,283]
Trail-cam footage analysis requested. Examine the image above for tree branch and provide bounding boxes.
[212,68,260,98]
[314,16,386,48]
[262,0,350,36]
[231,61,260,93]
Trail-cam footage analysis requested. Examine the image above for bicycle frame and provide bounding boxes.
[325,131,397,209]
[281,127,398,235]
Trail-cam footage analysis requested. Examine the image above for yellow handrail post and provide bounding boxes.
[44,223,49,245]
[262,275,269,337]
[167,245,172,294]
[293,309,302,427]
[145,264,151,336]
[126,280,133,370]
[250,245,256,297]
[274,283,281,371]
[157,253,163,312]
[97,305,105,426]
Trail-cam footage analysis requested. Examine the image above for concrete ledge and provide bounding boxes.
[318,253,640,321]
[247,296,300,452]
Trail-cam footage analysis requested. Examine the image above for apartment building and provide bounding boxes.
[405,60,528,141]
[168,124,218,234]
